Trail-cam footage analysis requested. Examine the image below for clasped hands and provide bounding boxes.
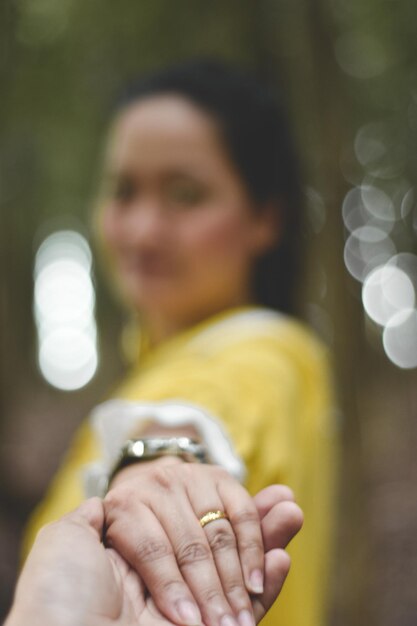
[7,458,303,626]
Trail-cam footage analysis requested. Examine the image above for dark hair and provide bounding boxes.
[114,59,303,314]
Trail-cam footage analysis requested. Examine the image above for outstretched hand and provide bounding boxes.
[104,458,303,626]
[6,487,302,626]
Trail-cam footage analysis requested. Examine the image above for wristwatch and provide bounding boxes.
[108,436,210,486]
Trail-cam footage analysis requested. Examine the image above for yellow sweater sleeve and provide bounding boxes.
[24,319,337,626]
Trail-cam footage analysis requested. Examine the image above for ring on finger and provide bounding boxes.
[199,510,229,528]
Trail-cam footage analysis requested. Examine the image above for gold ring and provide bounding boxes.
[199,510,229,528]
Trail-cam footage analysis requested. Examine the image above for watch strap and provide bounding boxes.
[108,436,210,486]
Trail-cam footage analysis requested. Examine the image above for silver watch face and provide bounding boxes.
[129,440,146,456]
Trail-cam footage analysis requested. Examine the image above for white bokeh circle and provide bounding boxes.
[383,309,417,369]
[362,265,415,326]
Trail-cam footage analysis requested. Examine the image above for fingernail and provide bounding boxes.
[238,610,255,626]
[220,615,239,626]
[177,599,201,626]
[249,569,263,594]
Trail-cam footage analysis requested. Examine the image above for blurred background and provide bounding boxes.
[1,1,417,624]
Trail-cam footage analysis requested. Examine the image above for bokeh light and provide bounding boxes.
[353,120,405,179]
[383,309,417,369]
[362,265,415,327]
[342,187,369,233]
[361,183,395,224]
[38,327,98,391]
[354,123,388,171]
[342,165,417,368]
[35,260,94,330]
[344,225,396,282]
[400,187,414,220]
[342,185,396,235]
[388,252,417,285]
[33,230,98,390]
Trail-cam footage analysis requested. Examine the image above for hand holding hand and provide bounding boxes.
[104,459,302,626]
[105,458,264,626]
[6,487,302,626]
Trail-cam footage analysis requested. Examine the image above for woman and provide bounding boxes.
[24,59,336,626]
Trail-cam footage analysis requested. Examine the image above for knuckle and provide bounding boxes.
[230,507,259,527]
[177,540,211,567]
[223,579,249,602]
[104,486,130,512]
[240,537,263,553]
[155,578,186,598]
[202,587,225,606]
[133,538,173,563]
[149,465,175,490]
[207,527,237,554]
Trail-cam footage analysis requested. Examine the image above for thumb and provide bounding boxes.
[62,497,105,538]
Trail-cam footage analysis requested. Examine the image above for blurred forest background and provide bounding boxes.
[1,1,417,624]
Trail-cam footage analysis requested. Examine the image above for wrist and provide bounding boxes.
[109,454,184,487]
[85,400,246,499]
[108,436,209,489]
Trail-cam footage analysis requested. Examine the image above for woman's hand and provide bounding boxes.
[104,458,278,626]
[6,490,302,626]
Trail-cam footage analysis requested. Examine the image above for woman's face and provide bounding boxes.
[101,95,275,331]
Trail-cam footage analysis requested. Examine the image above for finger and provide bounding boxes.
[202,518,256,626]
[187,477,254,624]
[217,477,264,596]
[189,486,254,624]
[155,489,242,626]
[68,497,105,537]
[104,502,202,626]
[261,501,303,552]
[253,485,295,520]
[252,549,291,623]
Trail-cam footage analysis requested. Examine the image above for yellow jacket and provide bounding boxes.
[24,306,337,626]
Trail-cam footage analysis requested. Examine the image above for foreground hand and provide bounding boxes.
[6,498,141,626]
[6,489,302,626]
[104,460,302,626]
